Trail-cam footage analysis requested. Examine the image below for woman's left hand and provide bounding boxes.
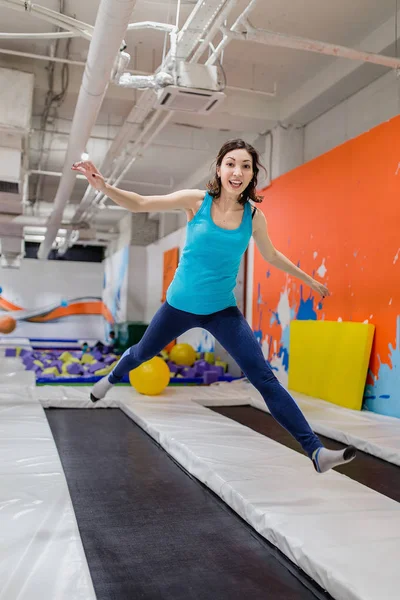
[310,279,330,298]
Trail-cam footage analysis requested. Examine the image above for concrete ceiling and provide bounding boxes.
[0,0,399,249]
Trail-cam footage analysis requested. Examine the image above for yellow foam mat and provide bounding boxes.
[288,320,375,410]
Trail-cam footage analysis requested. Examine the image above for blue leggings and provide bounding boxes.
[109,302,322,458]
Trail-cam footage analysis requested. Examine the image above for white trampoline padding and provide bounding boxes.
[195,381,400,467]
[0,372,96,600]
[118,392,400,600]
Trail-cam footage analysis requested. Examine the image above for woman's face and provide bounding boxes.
[217,148,254,197]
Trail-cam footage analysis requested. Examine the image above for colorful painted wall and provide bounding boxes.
[0,259,107,340]
[252,115,400,418]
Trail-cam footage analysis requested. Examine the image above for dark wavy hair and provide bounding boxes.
[207,139,266,205]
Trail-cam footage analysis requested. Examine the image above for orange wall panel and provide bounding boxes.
[252,116,400,417]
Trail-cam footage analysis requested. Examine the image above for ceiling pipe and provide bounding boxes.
[0,47,86,66]
[36,0,138,260]
[69,0,239,227]
[0,0,93,40]
[231,19,400,70]
[0,31,78,39]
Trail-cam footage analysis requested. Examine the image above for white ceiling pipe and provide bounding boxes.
[69,0,234,228]
[75,107,166,220]
[60,110,173,252]
[0,47,87,66]
[29,168,172,188]
[36,0,138,260]
[0,0,94,40]
[0,46,149,73]
[113,112,173,189]
[127,22,176,33]
[0,31,78,39]
[90,109,171,211]
[231,19,400,71]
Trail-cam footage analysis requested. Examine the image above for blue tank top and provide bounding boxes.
[167,192,253,315]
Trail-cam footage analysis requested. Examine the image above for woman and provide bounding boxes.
[72,139,356,473]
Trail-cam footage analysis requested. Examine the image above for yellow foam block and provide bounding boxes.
[288,320,375,411]
[94,366,112,376]
[42,366,60,376]
[33,360,44,367]
[215,360,228,372]
[60,351,73,363]
[204,352,215,364]
[81,354,96,364]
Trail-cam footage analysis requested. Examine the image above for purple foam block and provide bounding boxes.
[49,360,63,370]
[208,365,224,378]
[19,349,30,358]
[195,360,211,375]
[67,363,82,375]
[203,371,219,385]
[168,362,180,374]
[104,355,117,366]
[181,366,197,378]
[92,350,104,362]
[5,348,16,357]
[88,361,104,373]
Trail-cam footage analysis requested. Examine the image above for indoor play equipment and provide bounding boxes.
[5,341,233,386]
[129,356,170,395]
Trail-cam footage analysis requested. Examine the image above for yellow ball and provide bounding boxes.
[129,357,170,396]
[169,343,196,366]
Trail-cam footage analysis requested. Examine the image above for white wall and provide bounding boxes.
[145,227,187,322]
[304,70,399,161]
[102,245,129,327]
[127,246,147,322]
[0,259,104,339]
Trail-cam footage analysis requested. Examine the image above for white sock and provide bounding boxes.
[312,446,356,473]
[91,376,113,402]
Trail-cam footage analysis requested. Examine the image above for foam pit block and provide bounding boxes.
[203,370,219,384]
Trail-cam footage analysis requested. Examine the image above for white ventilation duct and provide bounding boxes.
[65,0,239,238]
[0,67,34,266]
[37,0,138,260]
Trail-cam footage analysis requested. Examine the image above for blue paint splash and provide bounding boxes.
[266,270,271,278]
[296,286,317,321]
[253,329,263,346]
[364,315,400,418]
[269,309,280,327]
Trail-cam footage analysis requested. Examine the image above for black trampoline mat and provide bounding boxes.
[46,408,332,600]
[211,405,400,503]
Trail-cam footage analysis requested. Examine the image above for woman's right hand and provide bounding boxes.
[71,160,106,192]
